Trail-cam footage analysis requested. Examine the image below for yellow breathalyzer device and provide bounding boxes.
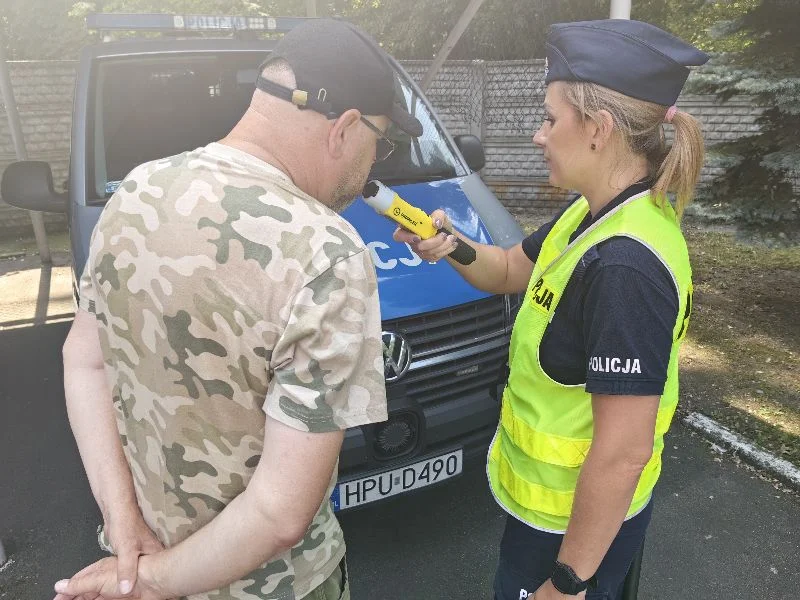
[361,180,477,265]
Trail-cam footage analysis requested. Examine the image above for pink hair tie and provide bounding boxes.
[664,105,678,123]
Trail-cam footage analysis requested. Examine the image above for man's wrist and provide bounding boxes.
[138,553,169,599]
[103,501,145,535]
[101,492,139,521]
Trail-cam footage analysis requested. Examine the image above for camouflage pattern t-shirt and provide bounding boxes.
[78,142,387,599]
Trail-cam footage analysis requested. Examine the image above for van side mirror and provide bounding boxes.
[1,161,67,213]
[454,135,486,173]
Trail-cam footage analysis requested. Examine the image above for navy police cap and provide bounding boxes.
[545,19,709,106]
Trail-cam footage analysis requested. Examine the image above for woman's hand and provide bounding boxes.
[392,208,459,263]
[393,207,533,294]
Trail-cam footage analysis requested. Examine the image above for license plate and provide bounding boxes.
[331,449,463,511]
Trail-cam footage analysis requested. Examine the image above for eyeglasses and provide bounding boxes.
[360,117,395,162]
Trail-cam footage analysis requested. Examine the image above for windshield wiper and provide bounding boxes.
[373,169,460,184]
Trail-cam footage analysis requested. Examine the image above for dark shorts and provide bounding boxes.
[493,500,653,600]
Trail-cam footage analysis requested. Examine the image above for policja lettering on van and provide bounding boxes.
[589,356,642,374]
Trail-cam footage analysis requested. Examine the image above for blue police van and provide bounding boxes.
[1,14,524,511]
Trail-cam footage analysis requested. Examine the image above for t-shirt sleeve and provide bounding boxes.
[521,197,578,262]
[521,226,549,264]
[582,240,679,396]
[264,249,388,433]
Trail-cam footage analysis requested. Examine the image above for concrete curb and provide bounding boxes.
[0,251,28,262]
[682,411,800,489]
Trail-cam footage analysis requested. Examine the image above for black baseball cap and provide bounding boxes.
[257,18,423,137]
[545,19,709,106]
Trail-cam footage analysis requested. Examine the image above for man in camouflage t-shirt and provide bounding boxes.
[55,19,422,600]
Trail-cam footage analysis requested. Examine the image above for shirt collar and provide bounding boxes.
[570,180,653,242]
[590,180,653,223]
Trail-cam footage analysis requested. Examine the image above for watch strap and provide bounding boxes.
[551,561,597,595]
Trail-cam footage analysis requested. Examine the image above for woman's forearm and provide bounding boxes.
[444,233,519,293]
[556,449,648,582]
[555,393,659,582]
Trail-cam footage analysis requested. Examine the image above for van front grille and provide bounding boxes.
[381,296,507,359]
[400,343,509,405]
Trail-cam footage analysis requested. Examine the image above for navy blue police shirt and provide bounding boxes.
[521,182,679,396]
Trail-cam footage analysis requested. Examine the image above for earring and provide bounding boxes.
[591,143,596,150]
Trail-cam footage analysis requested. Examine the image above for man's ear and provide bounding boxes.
[591,109,615,152]
[328,109,362,159]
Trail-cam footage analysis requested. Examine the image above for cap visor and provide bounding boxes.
[388,103,423,137]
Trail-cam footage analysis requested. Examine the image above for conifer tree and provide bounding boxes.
[689,0,800,225]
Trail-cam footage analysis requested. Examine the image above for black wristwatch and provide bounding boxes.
[551,561,597,595]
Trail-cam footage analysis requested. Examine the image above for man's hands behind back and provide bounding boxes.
[104,507,164,596]
[53,555,165,600]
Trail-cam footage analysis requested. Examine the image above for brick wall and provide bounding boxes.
[678,94,762,187]
[0,58,763,238]
[0,60,75,237]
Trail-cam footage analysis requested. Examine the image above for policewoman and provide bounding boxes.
[394,20,708,600]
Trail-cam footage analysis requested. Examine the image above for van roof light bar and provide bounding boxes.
[85,13,310,33]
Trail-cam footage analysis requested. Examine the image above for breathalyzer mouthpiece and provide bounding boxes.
[361,180,395,214]
[362,181,380,199]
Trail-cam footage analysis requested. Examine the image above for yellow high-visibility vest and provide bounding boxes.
[488,190,692,532]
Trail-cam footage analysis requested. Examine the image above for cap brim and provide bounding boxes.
[388,102,423,137]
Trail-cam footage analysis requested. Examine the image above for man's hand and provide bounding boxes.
[104,507,164,595]
[53,556,165,600]
[531,579,587,600]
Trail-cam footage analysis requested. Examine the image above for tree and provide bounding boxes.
[685,0,800,226]
[631,0,759,54]
[342,0,608,60]
[1,0,88,59]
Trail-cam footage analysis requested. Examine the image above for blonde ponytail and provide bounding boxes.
[651,109,705,218]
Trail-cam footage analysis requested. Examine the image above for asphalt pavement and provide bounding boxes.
[1,321,798,600]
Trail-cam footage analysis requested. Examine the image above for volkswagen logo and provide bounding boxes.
[382,331,412,382]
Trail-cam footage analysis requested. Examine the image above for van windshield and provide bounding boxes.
[89,52,464,203]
